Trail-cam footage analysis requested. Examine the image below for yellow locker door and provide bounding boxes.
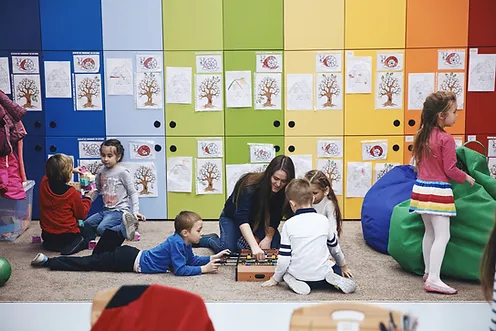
[285,51,344,136]
[344,50,405,136]
[344,136,404,220]
[285,136,345,216]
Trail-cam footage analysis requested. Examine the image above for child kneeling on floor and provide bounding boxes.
[262,179,356,295]
[31,211,229,276]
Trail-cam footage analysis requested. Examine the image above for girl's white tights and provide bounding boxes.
[421,214,451,288]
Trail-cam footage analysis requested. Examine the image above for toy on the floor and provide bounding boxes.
[31,235,41,244]
[79,166,96,191]
[216,249,278,282]
[361,165,417,254]
[0,257,12,286]
[388,145,496,281]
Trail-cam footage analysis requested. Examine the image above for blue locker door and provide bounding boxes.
[43,51,105,137]
[39,0,103,51]
[0,0,42,50]
[22,135,46,220]
[0,51,46,136]
[109,136,167,220]
[103,51,165,136]
[45,137,105,217]
[101,0,163,50]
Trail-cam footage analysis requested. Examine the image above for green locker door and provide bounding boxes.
[224,51,284,136]
[162,0,223,50]
[225,136,285,164]
[223,0,284,50]
[164,51,224,136]
[166,137,226,220]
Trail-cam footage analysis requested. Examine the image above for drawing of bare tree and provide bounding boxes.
[198,76,221,108]
[378,72,401,107]
[138,73,160,107]
[321,160,341,187]
[318,74,340,108]
[439,72,463,98]
[197,161,220,192]
[16,78,39,108]
[77,77,100,108]
[83,161,103,175]
[376,163,396,181]
[134,165,156,195]
[257,76,280,107]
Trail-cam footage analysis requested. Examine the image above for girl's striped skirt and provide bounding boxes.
[409,179,456,217]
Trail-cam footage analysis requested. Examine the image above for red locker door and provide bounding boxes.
[468,0,496,47]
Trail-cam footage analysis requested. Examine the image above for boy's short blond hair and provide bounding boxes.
[174,211,202,234]
[45,154,73,183]
[285,179,313,206]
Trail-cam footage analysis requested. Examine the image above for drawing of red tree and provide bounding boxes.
[318,74,340,108]
[378,72,401,107]
[198,161,220,192]
[376,163,395,181]
[77,76,100,108]
[198,76,221,108]
[321,160,341,187]
[138,73,160,106]
[257,76,280,107]
[16,78,39,108]
[134,165,156,195]
[439,72,463,98]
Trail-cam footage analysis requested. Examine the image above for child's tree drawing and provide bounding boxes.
[378,72,401,107]
[321,160,341,187]
[439,72,463,98]
[318,74,340,108]
[138,73,160,107]
[81,160,103,175]
[134,165,156,195]
[376,163,396,181]
[77,76,100,108]
[257,76,280,107]
[197,161,221,192]
[16,77,39,108]
[198,76,221,109]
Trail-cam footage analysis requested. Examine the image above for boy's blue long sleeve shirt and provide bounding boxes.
[139,233,210,276]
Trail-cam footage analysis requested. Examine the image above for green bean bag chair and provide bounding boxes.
[388,145,496,281]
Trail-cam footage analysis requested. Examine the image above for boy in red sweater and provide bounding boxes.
[39,154,97,255]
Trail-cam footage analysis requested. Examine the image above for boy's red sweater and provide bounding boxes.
[39,176,92,234]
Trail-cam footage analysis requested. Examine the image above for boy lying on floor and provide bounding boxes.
[31,211,229,276]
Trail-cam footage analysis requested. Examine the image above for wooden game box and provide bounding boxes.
[235,249,278,282]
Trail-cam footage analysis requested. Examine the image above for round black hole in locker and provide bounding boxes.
[154,121,161,128]
[393,120,400,127]
[34,121,41,128]
[49,145,57,153]
[408,145,413,152]
[392,144,400,152]
[288,145,295,153]
[154,145,162,152]
[273,120,280,127]
[34,145,42,152]
[170,145,177,152]
[169,121,176,128]
[274,145,280,152]
[49,121,56,128]
[288,121,295,128]
[408,119,416,127]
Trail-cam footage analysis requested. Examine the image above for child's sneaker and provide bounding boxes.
[283,273,311,295]
[122,211,138,241]
[325,270,357,294]
[31,253,48,267]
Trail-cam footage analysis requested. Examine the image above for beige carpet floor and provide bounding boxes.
[0,220,484,303]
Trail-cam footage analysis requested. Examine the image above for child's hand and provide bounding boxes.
[465,174,475,187]
[211,249,230,261]
[201,259,220,274]
[135,212,146,222]
[341,264,354,278]
[84,189,98,200]
[72,167,83,175]
[261,277,278,287]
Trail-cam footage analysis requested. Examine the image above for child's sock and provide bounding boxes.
[325,270,357,294]
[283,273,311,295]
[31,253,49,267]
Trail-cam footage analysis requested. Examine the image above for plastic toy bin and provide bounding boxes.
[0,180,35,241]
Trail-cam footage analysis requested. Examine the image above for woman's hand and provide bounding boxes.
[258,237,271,250]
[251,245,265,261]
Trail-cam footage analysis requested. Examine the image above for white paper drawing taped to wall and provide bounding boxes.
[78,140,102,159]
[317,158,343,196]
[345,56,372,94]
[316,52,342,73]
[197,139,223,158]
[12,55,39,74]
[362,140,388,161]
[407,73,435,110]
[106,58,133,96]
[136,54,162,73]
[123,162,158,198]
[167,157,193,193]
[375,72,403,110]
[45,61,72,98]
[317,139,343,158]
[346,162,372,198]
[136,72,163,109]
[255,73,281,110]
[286,74,313,110]
[73,53,100,73]
[13,74,42,111]
[249,143,275,163]
[166,67,192,104]
[374,163,400,183]
[315,73,342,110]
[0,58,11,94]
[195,74,223,111]
[196,158,223,195]
[290,154,313,179]
[468,54,496,92]
[75,74,102,111]
[196,53,223,73]
[437,50,465,70]
[130,141,155,160]
[256,52,283,73]
[376,53,404,71]
[225,71,252,108]
[437,72,465,109]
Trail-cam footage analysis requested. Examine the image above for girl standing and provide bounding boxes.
[409,91,475,295]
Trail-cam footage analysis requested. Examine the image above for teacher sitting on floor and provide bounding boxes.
[198,155,295,260]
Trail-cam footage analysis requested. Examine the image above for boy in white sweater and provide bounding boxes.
[261,179,356,295]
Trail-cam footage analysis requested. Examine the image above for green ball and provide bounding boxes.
[0,257,12,286]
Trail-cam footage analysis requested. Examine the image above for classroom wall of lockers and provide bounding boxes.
[1,0,495,220]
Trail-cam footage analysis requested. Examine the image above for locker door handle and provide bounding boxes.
[274,145,280,152]
[273,120,280,127]
[154,121,161,128]
[408,145,413,152]
[34,121,41,128]
[288,121,295,128]
[49,145,57,152]
[288,145,295,152]
[408,119,416,127]
[170,145,177,152]
[169,121,176,128]
[393,120,400,127]
[154,145,162,152]
[34,145,42,152]
[49,121,57,128]
[392,144,400,152]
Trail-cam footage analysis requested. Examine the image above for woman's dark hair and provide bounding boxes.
[232,155,295,232]
[100,139,124,162]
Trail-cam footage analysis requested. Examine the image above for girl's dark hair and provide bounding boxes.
[100,139,124,162]
[232,155,295,232]
[304,170,343,237]
[480,210,496,301]
[412,91,457,168]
